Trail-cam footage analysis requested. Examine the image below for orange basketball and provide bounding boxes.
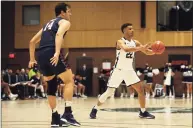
[151,41,165,54]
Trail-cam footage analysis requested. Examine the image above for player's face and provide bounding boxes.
[63,7,72,21]
[125,26,134,37]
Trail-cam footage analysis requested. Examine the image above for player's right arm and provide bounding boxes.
[29,29,43,68]
[50,20,71,66]
[117,40,145,52]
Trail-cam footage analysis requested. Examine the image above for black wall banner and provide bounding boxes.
[168,54,190,66]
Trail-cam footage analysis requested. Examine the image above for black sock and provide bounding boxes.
[65,106,72,114]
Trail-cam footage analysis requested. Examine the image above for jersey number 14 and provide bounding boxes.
[44,19,56,31]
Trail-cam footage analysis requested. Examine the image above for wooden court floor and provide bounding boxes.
[2,97,192,128]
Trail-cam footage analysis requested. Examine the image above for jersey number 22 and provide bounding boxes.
[126,52,133,59]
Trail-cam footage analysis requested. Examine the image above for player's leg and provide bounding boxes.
[37,48,62,127]
[131,82,155,119]
[90,69,122,119]
[43,75,61,127]
[124,70,155,119]
[58,69,80,126]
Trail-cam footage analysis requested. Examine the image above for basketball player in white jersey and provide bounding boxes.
[90,23,157,119]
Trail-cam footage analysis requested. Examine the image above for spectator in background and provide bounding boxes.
[28,66,38,80]
[3,69,13,85]
[41,74,48,98]
[145,67,155,98]
[98,70,107,96]
[57,77,64,98]
[1,75,18,100]
[163,63,167,96]
[77,64,92,96]
[74,74,87,98]
[143,63,149,86]
[164,63,175,98]
[29,72,46,98]
[181,64,192,98]
[120,81,128,98]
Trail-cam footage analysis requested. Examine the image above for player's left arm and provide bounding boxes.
[134,40,155,55]
[29,29,43,62]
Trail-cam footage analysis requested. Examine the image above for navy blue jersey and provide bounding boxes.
[39,17,67,49]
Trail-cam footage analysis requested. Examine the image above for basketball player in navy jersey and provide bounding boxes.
[28,3,80,127]
[90,23,157,119]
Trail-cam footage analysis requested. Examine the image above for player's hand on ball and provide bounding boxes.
[28,60,37,68]
[50,53,59,66]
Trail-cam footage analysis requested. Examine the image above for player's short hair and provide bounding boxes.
[55,3,71,17]
[121,23,132,33]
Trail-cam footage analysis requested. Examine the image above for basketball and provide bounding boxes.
[151,41,165,54]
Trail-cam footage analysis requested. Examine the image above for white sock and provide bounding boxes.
[65,101,72,107]
[94,105,99,110]
[141,108,146,113]
[52,108,57,113]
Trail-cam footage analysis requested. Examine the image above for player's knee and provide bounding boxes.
[47,77,58,96]
[99,87,115,103]
[106,87,115,96]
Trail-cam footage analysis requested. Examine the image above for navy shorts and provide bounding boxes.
[37,47,69,76]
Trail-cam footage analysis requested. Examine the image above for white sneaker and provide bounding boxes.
[146,93,150,98]
[130,93,134,98]
[187,94,190,98]
[81,94,87,98]
[9,94,18,100]
[120,93,123,98]
[182,93,185,98]
[152,93,155,98]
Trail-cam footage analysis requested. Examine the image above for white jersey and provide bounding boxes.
[114,38,136,70]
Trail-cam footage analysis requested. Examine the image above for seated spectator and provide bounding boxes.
[41,74,48,98]
[29,72,46,98]
[98,71,107,96]
[1,75,18,100]
[57,77,64,98]
[74,74,87,98]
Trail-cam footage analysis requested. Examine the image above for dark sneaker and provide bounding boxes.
[51,112,60,127]
[139,110,155,119]
[59,118,70,127]
[90,108,97,119]
[61,113,81,127]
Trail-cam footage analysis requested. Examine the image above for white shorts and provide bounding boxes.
[107,68,140,88]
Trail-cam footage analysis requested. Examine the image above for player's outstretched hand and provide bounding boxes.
[143,43,152,49]
[50,53,59,66]
[28,60,37,68]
